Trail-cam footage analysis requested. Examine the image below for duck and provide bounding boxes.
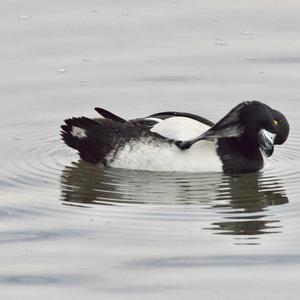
[61,101,289,174]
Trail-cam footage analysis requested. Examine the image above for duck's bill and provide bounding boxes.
[259,129,276,157]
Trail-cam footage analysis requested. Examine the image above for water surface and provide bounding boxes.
[1,1,300,299]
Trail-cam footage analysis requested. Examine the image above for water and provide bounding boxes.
[1,0,300,299]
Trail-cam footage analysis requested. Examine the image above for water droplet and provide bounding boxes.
[80,80,88,86]
[17,15,31,20]
[215,39,226,46]
[57,68,68,73]
[83,57,93,62]
[91,9,98,13]
[118,13,131,17]
[259,71,264,75]
[241,31,253,35]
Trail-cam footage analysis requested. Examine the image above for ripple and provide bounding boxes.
[139,76,202,83]
[0,120,73,195]
[125,255,300,269]
[0,119,299,241]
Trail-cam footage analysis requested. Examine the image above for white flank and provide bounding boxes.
[150,116,209,141]
[71,126,87,139]
[106,116,222,172]
[107,138,222,172]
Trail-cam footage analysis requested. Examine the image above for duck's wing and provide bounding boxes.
[176,102,246,149]
[94,108,215,142]
[134,111,214,142]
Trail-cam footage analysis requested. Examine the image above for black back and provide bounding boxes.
[147,111,214,127]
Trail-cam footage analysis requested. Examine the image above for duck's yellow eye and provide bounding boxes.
[273,119,279,126]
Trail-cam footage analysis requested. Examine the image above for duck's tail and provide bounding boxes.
[61,117,105,164]
[95,107,126,123]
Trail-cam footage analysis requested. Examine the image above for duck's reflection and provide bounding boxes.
[60,161,289,239]
[207,173,288,237]
[61,161,122,207]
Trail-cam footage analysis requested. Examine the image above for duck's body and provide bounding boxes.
[61,101,289,174]
[107,116,222,172]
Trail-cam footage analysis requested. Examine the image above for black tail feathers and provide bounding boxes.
[61,117,105,164]
[94,107,126,123]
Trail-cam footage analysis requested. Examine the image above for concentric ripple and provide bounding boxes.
[0,120,74,194]
[1,118,299,239]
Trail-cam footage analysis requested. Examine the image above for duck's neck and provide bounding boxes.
[217,136,263,174]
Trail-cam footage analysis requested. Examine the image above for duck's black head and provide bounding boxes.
[211,100,289,173]
[238,101,289,156]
